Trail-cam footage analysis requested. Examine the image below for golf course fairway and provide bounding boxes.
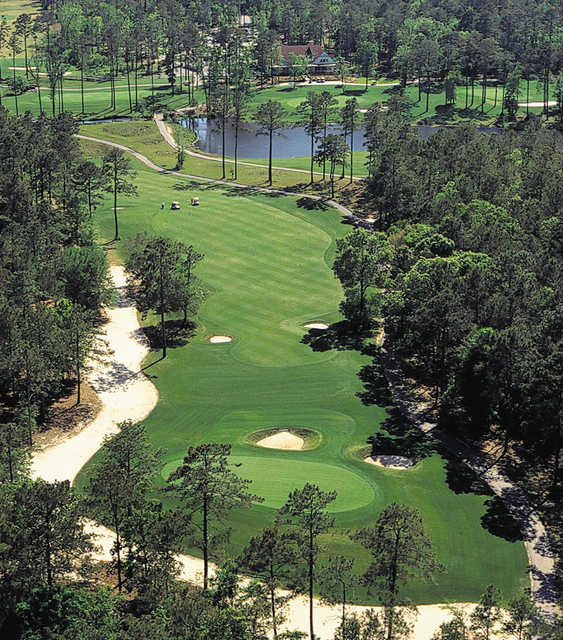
[75,145,529,605]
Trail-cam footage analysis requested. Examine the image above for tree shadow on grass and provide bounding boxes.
[301,319,372,353]
[171,180,208,191]
[296,196,328,210]
[367,408,437,462]
[143,319,197,351]
[481,495,525,542]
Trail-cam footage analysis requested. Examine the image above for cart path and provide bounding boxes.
[153,113,363,181]
[381,336,558,620]
[76,132,357,220]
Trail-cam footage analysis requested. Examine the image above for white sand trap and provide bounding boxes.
[256,431,304,450]
[364,454,415,469]
[304,322,329,330]
[209,334,232,343]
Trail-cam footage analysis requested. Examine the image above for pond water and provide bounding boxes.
[180,117,502,159]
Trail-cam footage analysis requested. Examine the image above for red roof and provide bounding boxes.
[280,44,326,61]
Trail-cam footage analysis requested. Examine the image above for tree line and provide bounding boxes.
[332,110,562,567]
[2,419,556,640]
[0,107,114,458]
[1,0,561,121]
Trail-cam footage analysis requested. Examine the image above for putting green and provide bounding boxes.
[162,455,377,512]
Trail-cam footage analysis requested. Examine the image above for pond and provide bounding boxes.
[180,117,502,159]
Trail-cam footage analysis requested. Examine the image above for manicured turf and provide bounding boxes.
[163,455,377,512]
[74,138,529,604]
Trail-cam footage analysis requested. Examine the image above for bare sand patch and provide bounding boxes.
[256,430,304,450]
[364,454,415,469]
[304,322,329,330]
[209,334,232,343]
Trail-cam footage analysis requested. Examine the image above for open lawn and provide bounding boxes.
[74,139,528,605]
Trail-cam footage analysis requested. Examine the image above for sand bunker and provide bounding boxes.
[256,430,304,450]
[304,322,329,330]
[209,335,232,343]
[364,455,415,469]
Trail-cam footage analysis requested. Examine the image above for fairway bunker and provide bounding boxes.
[304,322,329,330]
[209,335,232,343]
[364,455,415,469]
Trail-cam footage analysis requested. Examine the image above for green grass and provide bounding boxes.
[74,141,529,605]
[1,55,554,125]
[79,120,357,194]
[0,0,39,24]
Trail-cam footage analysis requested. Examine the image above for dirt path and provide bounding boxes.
[154,113,362,181]
[381,336,559,620]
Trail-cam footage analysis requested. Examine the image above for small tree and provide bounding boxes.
[287,52,308,88]
[278,483,337,640]
[239,526,298,639]
[299,91,324,183]
[318,556,359,628]
[167,443,263,590]
[502,592,539,640]
[470,585,502,640]
[0,420,29,483]
[353,503,444,640]
[127,235,205,358]
[102,148,138,241]
[335,56,351,88]
[255,100,287,185]
[85,420,161,591]
[314,133,348,198]
[332,229,392,324]
[431,606,470,640]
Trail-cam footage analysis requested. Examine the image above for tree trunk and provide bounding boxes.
[113,169,119,240]
[12,52,19,116]
[75,332,81,405]
[126,55,132,112]
[350,121,354,184]
[268,128,273,185]
[270,564,278,639]
[308,528,314,640]
[80,58,85,113]
[234,117,239,180]
[202,494,208,590]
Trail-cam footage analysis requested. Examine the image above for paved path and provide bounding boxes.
[381,336,559,620]
[76,129,558,624]
[76,131,356,220]
[154,113,362,181]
